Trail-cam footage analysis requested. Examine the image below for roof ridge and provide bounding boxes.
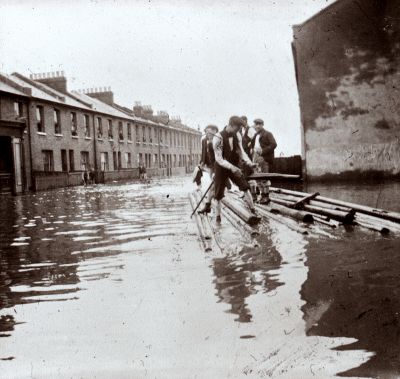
[12,72,66,102]
[0,73,31,96]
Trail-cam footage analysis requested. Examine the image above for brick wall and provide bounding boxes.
[293,0,400,181]
[28,100,96,172]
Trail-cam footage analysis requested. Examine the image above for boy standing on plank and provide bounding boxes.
[213,116,258,223]
[197,124,219,214]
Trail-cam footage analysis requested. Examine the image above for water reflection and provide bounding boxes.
[212,233,283,323]
[0,179,189,338]
[306,180,400,212]
[302,232,400,378]
[1,178,399,378]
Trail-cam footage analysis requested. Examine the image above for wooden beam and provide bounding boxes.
[292,192,320,209]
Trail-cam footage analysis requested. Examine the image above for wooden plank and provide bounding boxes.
[247,173,301,181]
[267,201,314,223]
[222,196,261,226]
[270,186,400,224]
[293,192,320,209]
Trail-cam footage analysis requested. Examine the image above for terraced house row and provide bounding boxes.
[0,71,202,194]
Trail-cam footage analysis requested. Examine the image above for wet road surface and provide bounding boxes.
[0,177,399,378]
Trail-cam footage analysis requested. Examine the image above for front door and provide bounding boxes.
[11,137,23,194]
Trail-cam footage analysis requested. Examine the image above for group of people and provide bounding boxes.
[82,168,95,186]
[195,115,277,223]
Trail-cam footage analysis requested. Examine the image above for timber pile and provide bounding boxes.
[268,187,400,234]
[190,184,399,252]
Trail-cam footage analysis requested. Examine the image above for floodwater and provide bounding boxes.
[0,177,399,379]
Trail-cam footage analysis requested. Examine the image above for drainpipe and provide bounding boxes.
[92,113,97,172]
[27,101,34,191]
[158,125,161,173]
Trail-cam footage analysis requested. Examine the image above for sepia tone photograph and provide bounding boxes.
[0,0,399,378]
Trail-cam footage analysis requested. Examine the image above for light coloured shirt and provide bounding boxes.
[213,131,252,172]
[242,126,256,140]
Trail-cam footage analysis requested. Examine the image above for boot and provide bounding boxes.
[216,215,222,224]
[198,202,212,215]
[250,208,262,224]
[259,193,270,205]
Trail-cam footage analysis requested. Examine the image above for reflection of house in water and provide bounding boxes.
[212,241,283,323]
[0,196,81,315]
[301,235,400,378]
[292,0,400,181]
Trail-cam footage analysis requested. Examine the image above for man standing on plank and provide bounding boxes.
[197,124,218,214]
[251,118,277,204]
[213,116,258,223]
[240,115,256,159]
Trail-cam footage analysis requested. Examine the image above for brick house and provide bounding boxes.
[0,71,202,194]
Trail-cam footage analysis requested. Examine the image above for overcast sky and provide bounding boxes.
[0,0,334,155]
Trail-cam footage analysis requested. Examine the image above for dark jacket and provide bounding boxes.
[241,127,252,157]
[200,137,215,167]
[220,127,240,166]
[252,129,277,164]
[139,165,146,174]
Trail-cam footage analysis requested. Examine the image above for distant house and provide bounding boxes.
[0,71,202,194]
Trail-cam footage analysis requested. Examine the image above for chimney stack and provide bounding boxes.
[156,111,169,124]
[133,101,143,117]
[85,86,114,105]
[33,71,68,93]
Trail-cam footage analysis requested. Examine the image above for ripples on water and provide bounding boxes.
[0,179,188,326]
[0,178,399,378]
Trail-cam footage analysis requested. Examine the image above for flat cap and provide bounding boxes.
[254,118,264,125]
[205,124,218,133]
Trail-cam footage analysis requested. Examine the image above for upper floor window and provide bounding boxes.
[84,114,90,137]
[160,129,163,144]
[97,117,103,138]
[14,101,23,118]
[142,125,146,142]
[54,109,61,134]
[108,119,113,139]
[36,105,44,132]
[149,127,153,143]
[135,124,140,142]
[127,123,132,141]
[118,121,124,140]
[71,112,77,136]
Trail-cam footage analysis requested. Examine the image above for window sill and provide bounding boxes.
[85,137,91,140]
[54,134,63,137]
[37,132,47,136]
[127,140,133,144]
[108,139,114,142]
[72,135,79,139]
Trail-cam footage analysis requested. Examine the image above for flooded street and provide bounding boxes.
[0,177,399,379]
